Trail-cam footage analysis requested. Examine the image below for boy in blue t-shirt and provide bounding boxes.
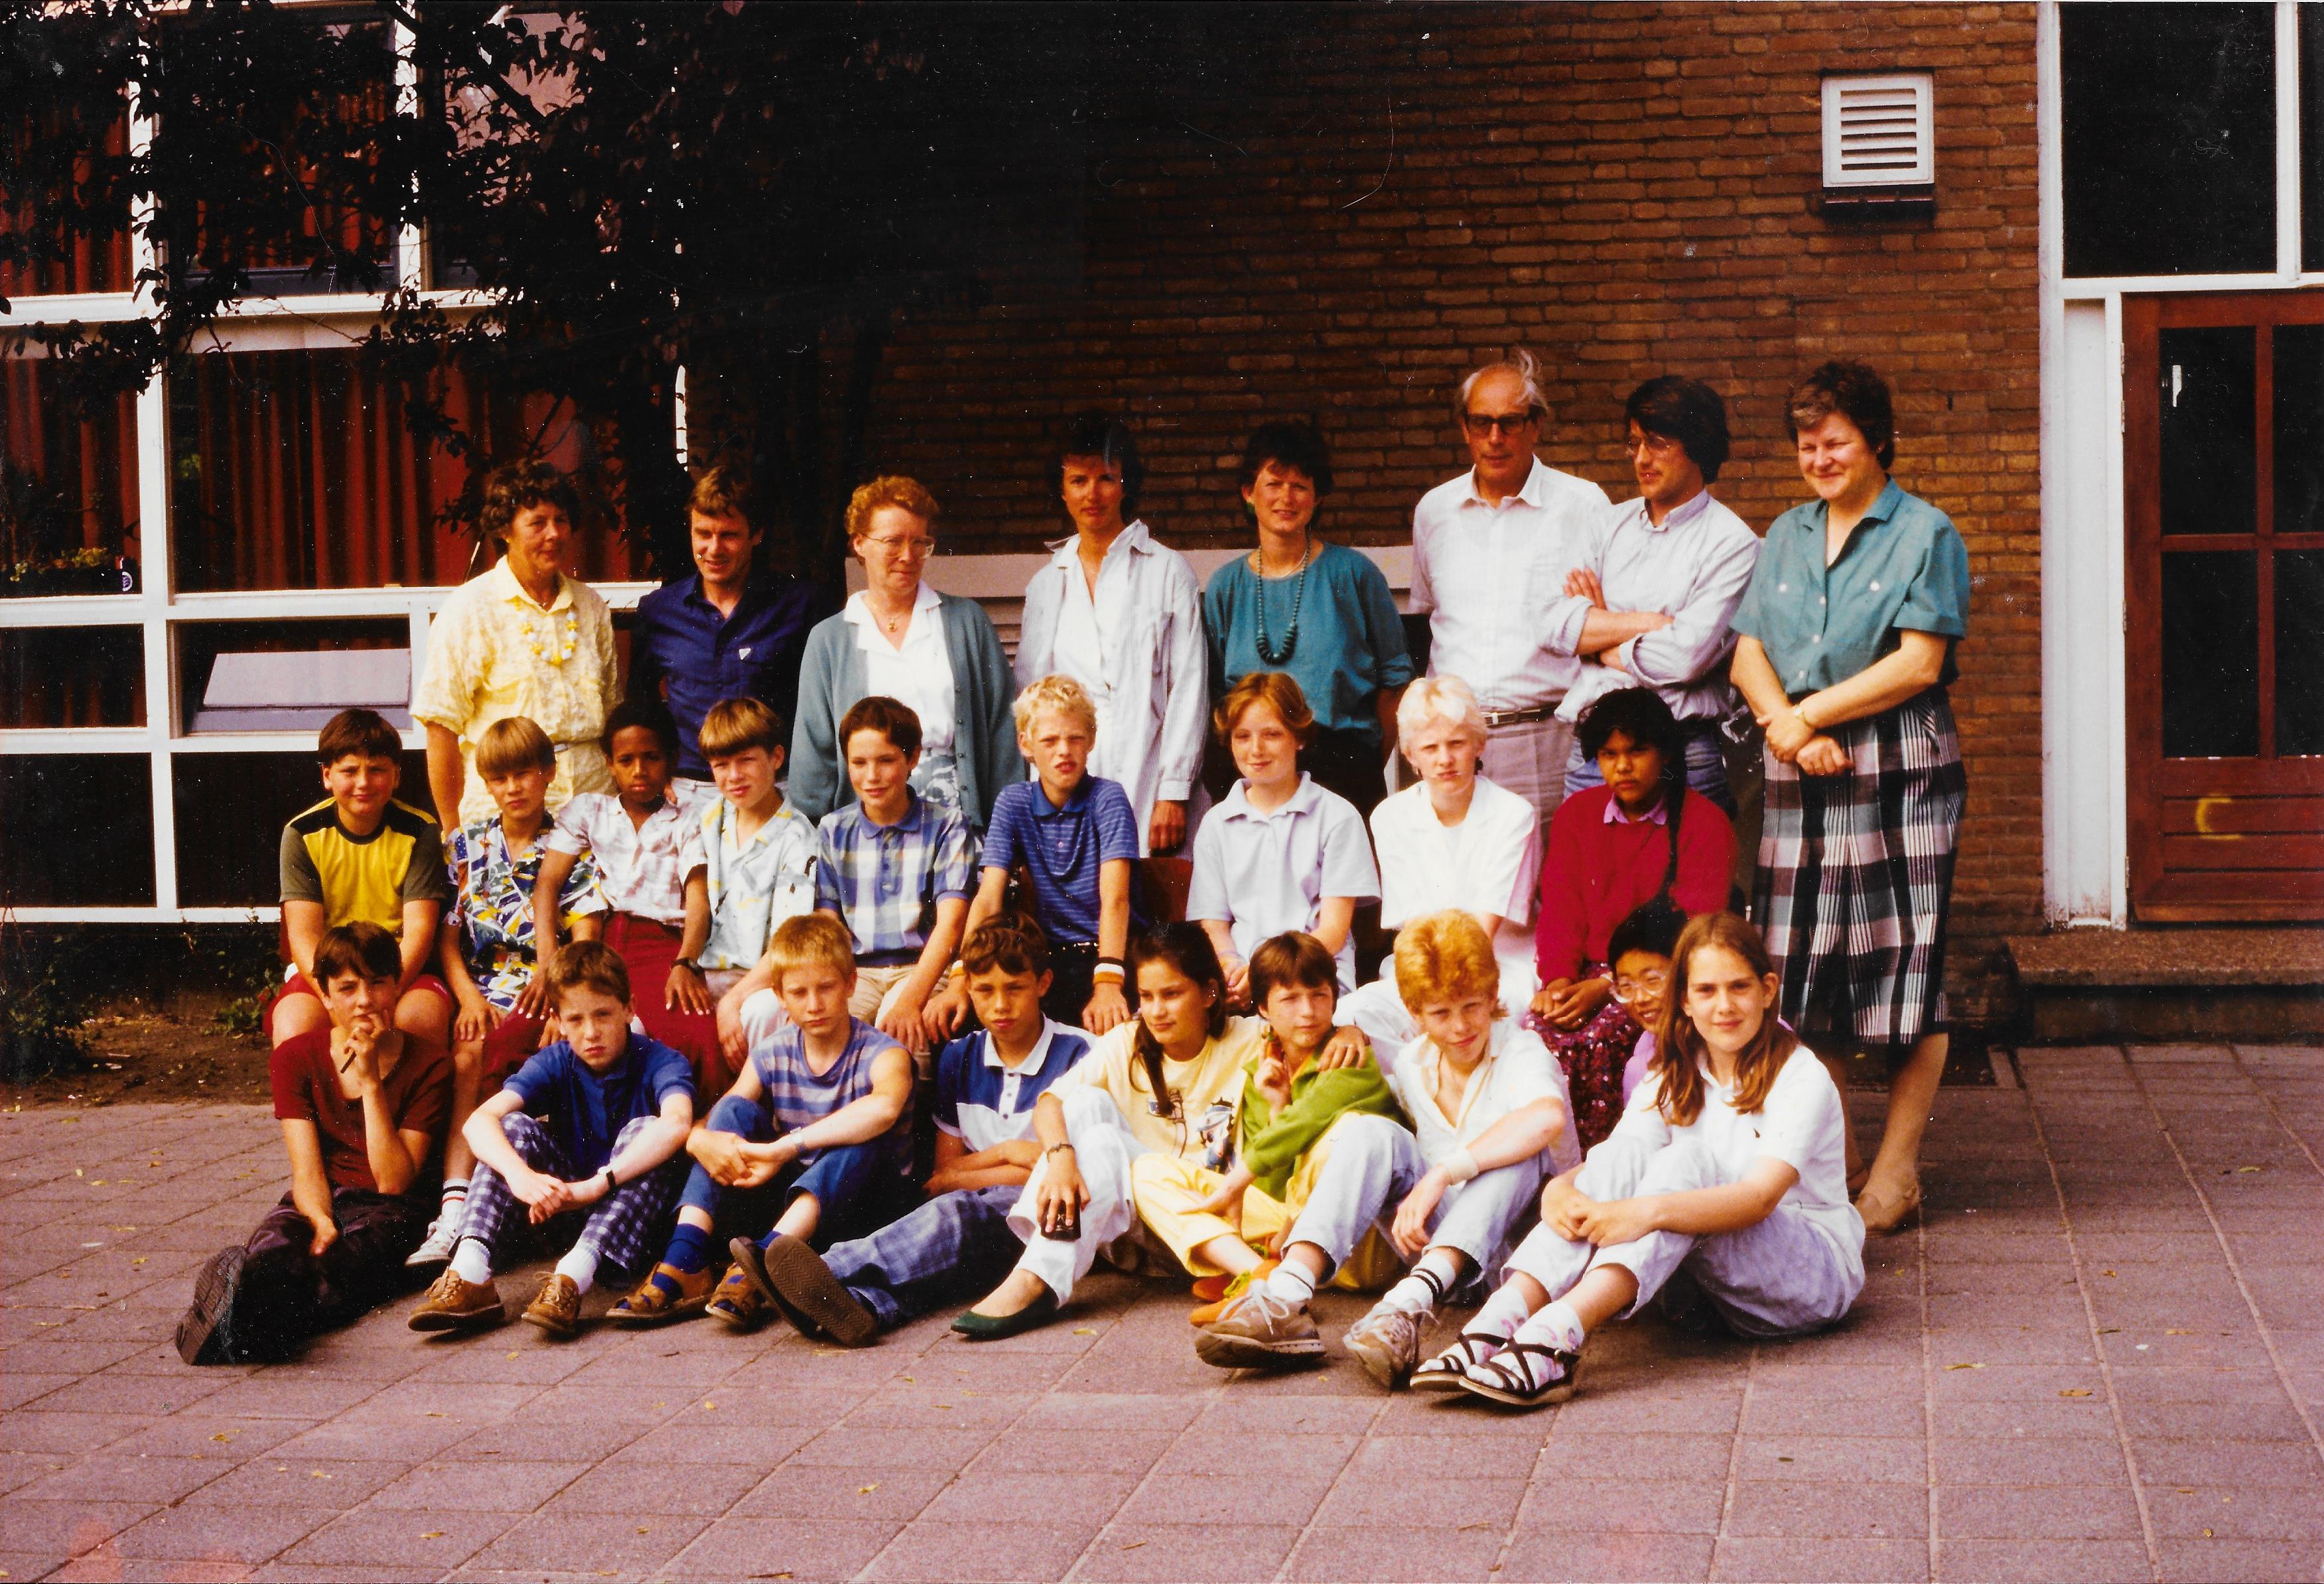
[935,675,1138,1037]
[406,941,695,1339]
[742,919,1089,1345]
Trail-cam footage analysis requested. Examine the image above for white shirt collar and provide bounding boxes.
[843,581,941,636]
[1461,456,1552,512]
[488,555,572,612]
[1622,489,1713,535]
[1218,771,1322,823]
[1043,518,1153,562]
[1604,795,1671,827]
[1410,1023,1509,1131]
[983,1018,1061,1073]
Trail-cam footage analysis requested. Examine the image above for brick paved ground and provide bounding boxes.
[2,1043,2321,1584]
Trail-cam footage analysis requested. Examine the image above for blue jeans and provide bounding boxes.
[677,1092,912,1248]
[1565,721,1735,813]
[821,1182,1026,1329]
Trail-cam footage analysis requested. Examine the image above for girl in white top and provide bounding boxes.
[1412,910,1864,1408]
[1337,676,1540,1069]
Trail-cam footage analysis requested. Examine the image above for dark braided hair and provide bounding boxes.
[1576,687,1689,901]
[1125,924,1230,1119]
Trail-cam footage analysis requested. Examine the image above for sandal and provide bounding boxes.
[705,1265,769,1330]
[1456,1340,1580,1408]
[1856,1177,1923,1236]
[1410,1329,1504,1394]
[607,1262,715,1326]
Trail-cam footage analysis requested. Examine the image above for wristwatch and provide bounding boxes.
[673,957,702,974]
[599,1167,618,1193]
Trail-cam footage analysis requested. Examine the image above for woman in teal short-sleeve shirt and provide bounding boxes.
[1203,421,1414,817]
[1729,360,1968,1239]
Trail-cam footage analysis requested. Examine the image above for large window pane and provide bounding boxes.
[2158,327,2256,538]
[175,617,409,736]
[173,748,428,908]
[2160,551,2258,759]
[0,756,153,905]
[0,106,131,297]
[0,627,144,728]
[1,357,141,596]
[2278,551,2324,758]
[2062,4,2276,277]
[167,349,634,592]
[2276,324,2324,539]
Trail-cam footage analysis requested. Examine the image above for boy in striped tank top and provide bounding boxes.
[608,914,915,1327]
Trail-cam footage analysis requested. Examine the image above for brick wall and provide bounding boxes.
[858,3,2043,1023]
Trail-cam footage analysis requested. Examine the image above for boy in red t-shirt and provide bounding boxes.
[178,923,452,1364]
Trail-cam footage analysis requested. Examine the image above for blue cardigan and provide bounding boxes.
[787,592,1022,832]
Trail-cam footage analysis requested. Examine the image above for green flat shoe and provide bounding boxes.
[949,1287,1060,1341]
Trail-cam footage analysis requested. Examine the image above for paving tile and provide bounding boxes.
[1134,1470,1339,1527]
[667,1516,905,1581]
[1014,1392,1207,1434]
[535,1455,765,1517]
[1497,1530,1714,1582]
[1316,1473,1527,1529]
[15,1453,227,1506]
[864,1520,1100,1581]
[1935,1481,2148,1540]
[278,1506,519,1570]
[2152,1537,2324,1583]
[1070,1523,1302,1583]
[1346,1429,1546,1481]
[789,1422,1002,1471]
[1732,1435,1927,1483]
[1932,1434,2132,1485]
[0,1410,156,1455]
[1515,1477,1728,1534]
[1149,1429,1359,1479]
[730,1464,955,1523]
[916,1467,1142,1528]
[2144,1485,2324,1540]
[0,1499,159,1555]
[105,1502,332,1563]
[1723,1480,1928,1540]
[469,1510,710,1573]
[2131,1437,2324,1489]
[175,1457,407,1511]
[1288,1522,1507,1581]
[364,1459,588,1512]
[1934,1539,2155,1583]
[973,1428,1180,1476]
[1742,1392,1925,1438]
[1711,1536,1930,1581]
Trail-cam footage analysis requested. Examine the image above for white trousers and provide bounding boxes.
[1004,1087,1144,1303]
[1503,1134,1862,1338]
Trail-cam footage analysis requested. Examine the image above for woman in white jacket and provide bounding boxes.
[1015,414,1209,855]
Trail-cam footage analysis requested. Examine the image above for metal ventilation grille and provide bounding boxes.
[1822,73,1935,188]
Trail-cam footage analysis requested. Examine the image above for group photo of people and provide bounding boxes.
[178,348,1970,1414]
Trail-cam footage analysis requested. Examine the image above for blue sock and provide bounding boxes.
[648,1222,714,1297]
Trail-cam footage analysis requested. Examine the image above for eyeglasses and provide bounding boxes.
[860,535,935,560]
[1462,411,1537,437]
[1611,969,1669,1005]
[1622,432,1683,458]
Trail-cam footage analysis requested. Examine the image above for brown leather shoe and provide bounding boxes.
[408,1268,505,1333]
[608,1262,714,1326]
[522,1273,583,1337]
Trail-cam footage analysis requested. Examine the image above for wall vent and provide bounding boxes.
[1822,72,1935,190]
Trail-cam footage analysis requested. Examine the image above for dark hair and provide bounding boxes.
[1606,895,1688,968]
[688,459,756,525]
[1248,931,1337,1011]
[602,698,680,760]
[1787,358,1896,470]
[479,458,581,543]
[1575,687,1689,901]
[1126,923,1230,1115]
[959,918,1052,979]
[1625,375,1731,484]
[312,921,402,986]
[1214,670,1316,749]
[1653,911,1797,1126]
[546,939,632,1008]
[1054,412,1144,517]
[316,708,402,766]
[1237,420,1334,497]
[839,695,923,759]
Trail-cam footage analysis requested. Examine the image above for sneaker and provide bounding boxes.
[754,1234,880,1348]
[407,1268,505,1333]
[1456,1340,1580,1409]
[176,1246,247,1366]
[607,1262,715,1326]
[522,1274,584,1337]
[1341,1302,1422,1391]
[404,1216,460,1270]
[1193,1291,1324,1370]
[1410,1330,1505,1394]
[705,1266,770,1330]
[1188,1258,1277,1328]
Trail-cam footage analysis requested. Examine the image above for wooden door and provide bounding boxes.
[2124,293,2324,921]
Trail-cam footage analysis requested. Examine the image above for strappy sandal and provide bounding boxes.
[1456,1341,1580,1408]
[705,1264,769,1330]
[1410,1329,1505,1394]
[1856,1176,1924,1236]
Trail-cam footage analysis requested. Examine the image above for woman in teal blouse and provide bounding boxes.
[1203,421,1414,815]
[1729,360,1969,1238]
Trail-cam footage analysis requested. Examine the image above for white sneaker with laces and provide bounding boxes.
[405,1215,460,1268]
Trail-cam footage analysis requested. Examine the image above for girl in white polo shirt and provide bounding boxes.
[1414,910,1864,1408]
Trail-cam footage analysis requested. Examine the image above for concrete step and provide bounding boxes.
[2006,927,2324,1041]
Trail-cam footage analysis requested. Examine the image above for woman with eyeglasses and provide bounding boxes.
[1529,687,1734,1152]
[1202,421,1414,817]
[788,476,1020,832]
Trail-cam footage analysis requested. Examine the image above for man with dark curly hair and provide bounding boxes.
[414,459,620,832]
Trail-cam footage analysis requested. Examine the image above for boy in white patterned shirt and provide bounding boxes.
[695,697,821,1006]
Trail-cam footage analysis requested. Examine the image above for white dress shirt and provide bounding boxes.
[1369,775,1540,984]
[1389,1021,1580,1174]
[846,582,957,763]
[1410,456,1613,712]
[1548,490,1763,724]
[545,791,706,927]
[1015,521,1207,855]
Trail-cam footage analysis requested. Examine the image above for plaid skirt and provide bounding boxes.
[1752,689,1965,1050]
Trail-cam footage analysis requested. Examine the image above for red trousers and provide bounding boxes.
[604,913,734,1096]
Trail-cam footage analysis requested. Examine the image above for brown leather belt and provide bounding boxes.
[1481,704,1560,729]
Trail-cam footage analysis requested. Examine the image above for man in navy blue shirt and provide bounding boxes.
[630,463,835,795]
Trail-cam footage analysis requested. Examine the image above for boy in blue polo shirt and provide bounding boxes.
[935,675,1138,1035]
[407,941,695,1339]
[741,919,1089,1345]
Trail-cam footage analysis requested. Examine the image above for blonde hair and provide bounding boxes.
[1214,670,1316,746]
[1396,674,1489,748]
[474,715,555,780]
[698,696,785,759]
[845,474,940,543]
[1014,673,1099,739]
[1392,910,1504,1017]
[766,913,856,988]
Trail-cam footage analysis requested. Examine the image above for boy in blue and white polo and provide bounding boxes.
[741,920,1089,1345]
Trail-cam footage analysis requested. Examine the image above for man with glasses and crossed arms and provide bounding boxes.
[1410,350,1612,851]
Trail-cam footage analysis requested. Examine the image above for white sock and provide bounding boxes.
[1383,1248,1464,1317]
[1468,1281,1536,1343]
[1514,1298,1586,1355]
[449,1237,493,1286]
[438,1177,469,1212]
[555,1242,602,1295]
[1262,1262,1317,1306]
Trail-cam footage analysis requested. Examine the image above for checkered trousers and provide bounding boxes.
[456,1112,685,1276]
[820,1182,1026,1329]
[1751,689,1965,1049]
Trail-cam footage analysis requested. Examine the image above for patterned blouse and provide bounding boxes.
[447,814,609,1012]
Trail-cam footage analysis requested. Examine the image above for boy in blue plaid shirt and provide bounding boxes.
[737,919,1090,1345]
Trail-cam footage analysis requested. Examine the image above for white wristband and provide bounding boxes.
[1442,1148,1481,1185]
